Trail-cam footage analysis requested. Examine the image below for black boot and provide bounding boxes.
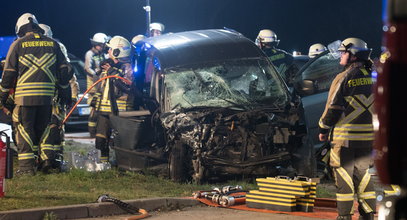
[359,212,374,220]
[337,215,352,220]
[40,159,53,174]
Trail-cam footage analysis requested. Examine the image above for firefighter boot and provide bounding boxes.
[358,204,375,220]
[40,159,54,174]
[358,212,374,220]
[337,215,352,220]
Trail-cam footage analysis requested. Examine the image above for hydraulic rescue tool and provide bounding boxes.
[62,75,131,126]
[193,185,247,207]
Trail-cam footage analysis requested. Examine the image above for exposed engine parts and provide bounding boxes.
[161,107,303,182]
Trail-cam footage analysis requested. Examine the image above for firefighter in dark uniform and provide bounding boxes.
[318,38,375,220]
[0,13,72,175]
[255,29,297,86]
[90,36,133,163]
[85,33,108,138]
[38,23,79,172]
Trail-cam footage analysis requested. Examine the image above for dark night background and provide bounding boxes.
[1,0,383,60]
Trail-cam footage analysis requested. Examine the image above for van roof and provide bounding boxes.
[140,29,265,69]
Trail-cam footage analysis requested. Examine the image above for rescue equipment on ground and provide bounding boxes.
[62,75,131,126]
[193,185,247,207]
[246,176,317,212]
[0,131,13,197]
[97,194,149,220]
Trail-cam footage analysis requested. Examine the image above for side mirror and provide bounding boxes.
[295,79,317,96]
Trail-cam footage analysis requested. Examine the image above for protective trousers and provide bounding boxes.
[332,141,376,217]
[41,114,64,160]
[15,105,52,171]
[95,114,111,163]
[88,107,97,138]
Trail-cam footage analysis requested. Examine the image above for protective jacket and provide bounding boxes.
[318,62,375,216]
[84,48,105,92]
[0,32,72,106]
[94,60,133,114]
[263,48,297,86]
[318,62,374,147]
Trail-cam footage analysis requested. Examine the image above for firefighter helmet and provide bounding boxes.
[256,29,280,45]
[90,33,108,45]
[15,13,38,36]
[131,34,146,45]
[338,37,372,60]
[39,24,53,38]
[308,43,327,58]
[150,22,165,32]
[106,36,132,59]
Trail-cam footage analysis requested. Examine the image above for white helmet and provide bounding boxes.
[338,37,372,60]
[256,29,279,45]
[131,35,146,45]
[15,13,38,35]
[149,22,165,32]
[106,36,132,59]
[39,24,53,38]
[90,33,108,45]
[308,43,327,58]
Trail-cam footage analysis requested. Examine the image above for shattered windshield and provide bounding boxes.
[164,58,289,110]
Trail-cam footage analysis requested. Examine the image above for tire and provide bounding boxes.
[168,140,190,182]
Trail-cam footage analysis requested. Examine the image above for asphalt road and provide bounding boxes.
[75,206,322,220]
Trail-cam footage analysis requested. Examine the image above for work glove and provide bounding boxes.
[90,96,98,108]
[57,86,72,108]
[0,90,8,105]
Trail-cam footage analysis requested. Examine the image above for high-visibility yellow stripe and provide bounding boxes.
[18,153,35,160]
[246,198,296,207]
[330,149,340,166]
[319,119,331,129]
[18,56,39,84]
[360,68,370,76]
[15,91,55,97]
[18,124,34,150]
[333,136,374,141]
[384,185,401,197]
[248,190,297,198]
[246,194,296,202]
[358,192,376,200]
[258,187,309,196]
[336,167,354,193]
[258,183,307,191]
[358,169,371,194]
[297,202,314,206]
[360,200,373,213]
[336,193,354,201]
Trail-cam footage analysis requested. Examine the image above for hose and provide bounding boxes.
[61,75,131,126]
[97,194,149,219]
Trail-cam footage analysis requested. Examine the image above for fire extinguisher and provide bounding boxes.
[0,131,13,197]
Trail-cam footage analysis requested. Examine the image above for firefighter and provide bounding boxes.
[308,43,327,58]
[149,22,165,37]
[90,36,133,163]
[85,32,108,138]
[255,29,297,86]
[0,13,72,176]
[38,23,79,172]
[318,38,375,220]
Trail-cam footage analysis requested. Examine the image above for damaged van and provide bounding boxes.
[110,29,314,183]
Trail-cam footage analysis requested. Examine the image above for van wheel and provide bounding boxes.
[168,140,190,182]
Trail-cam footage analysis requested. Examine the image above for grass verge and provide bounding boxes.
[0,140,335,211]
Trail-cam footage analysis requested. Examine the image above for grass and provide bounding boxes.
[0,140,335,211]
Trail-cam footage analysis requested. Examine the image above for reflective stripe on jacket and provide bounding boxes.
[319,62,374,146]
